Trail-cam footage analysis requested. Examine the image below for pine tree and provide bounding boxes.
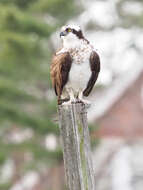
[0,0,81,189]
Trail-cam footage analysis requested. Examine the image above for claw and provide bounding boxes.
[62,100,76,106]
[77,98,91,108]
[58,98,70,105]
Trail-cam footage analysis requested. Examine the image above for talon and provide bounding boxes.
[78,99,91,106]
[58,98,70,105]
[76,100,84,104]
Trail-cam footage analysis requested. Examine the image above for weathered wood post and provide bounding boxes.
[58,103,95,190]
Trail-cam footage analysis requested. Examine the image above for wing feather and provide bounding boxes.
[50,52,72,99]
[83,51,100,96]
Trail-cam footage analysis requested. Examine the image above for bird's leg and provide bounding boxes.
[58,95,62,105]
[77,91,91,105]
[62,90,76,105]
[58,94,69,105]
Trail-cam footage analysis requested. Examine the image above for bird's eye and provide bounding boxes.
[66,28,72,32]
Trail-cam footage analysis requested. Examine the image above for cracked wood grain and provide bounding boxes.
[58,103,95,190]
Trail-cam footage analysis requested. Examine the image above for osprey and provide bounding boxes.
[50,25,100,105]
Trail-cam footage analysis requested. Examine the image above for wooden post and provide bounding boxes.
[58,103,95,190]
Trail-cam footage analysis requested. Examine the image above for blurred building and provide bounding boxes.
[90,70,143,190]
[95,70,143,138]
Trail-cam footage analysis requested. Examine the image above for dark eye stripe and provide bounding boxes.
[72,29,76,34]
[72,29,84,39]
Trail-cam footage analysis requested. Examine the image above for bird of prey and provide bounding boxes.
[50,24,100,105]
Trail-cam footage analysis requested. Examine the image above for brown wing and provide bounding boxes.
[50,52,72,99]
[83,51,100,97]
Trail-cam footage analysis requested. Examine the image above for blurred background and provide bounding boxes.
[0,0,143,190]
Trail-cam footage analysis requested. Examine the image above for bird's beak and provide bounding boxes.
[60,31,66,37]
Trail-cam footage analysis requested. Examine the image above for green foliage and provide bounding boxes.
[30,0,80,21]
[0,0,80,187]
[0,0,36,9]
[0,183,12,190]
[0,5,54,36]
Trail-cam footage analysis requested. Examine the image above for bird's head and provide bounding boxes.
[60,24,84,48]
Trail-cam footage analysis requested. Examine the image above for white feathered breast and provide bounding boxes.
[65,42,93,94]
